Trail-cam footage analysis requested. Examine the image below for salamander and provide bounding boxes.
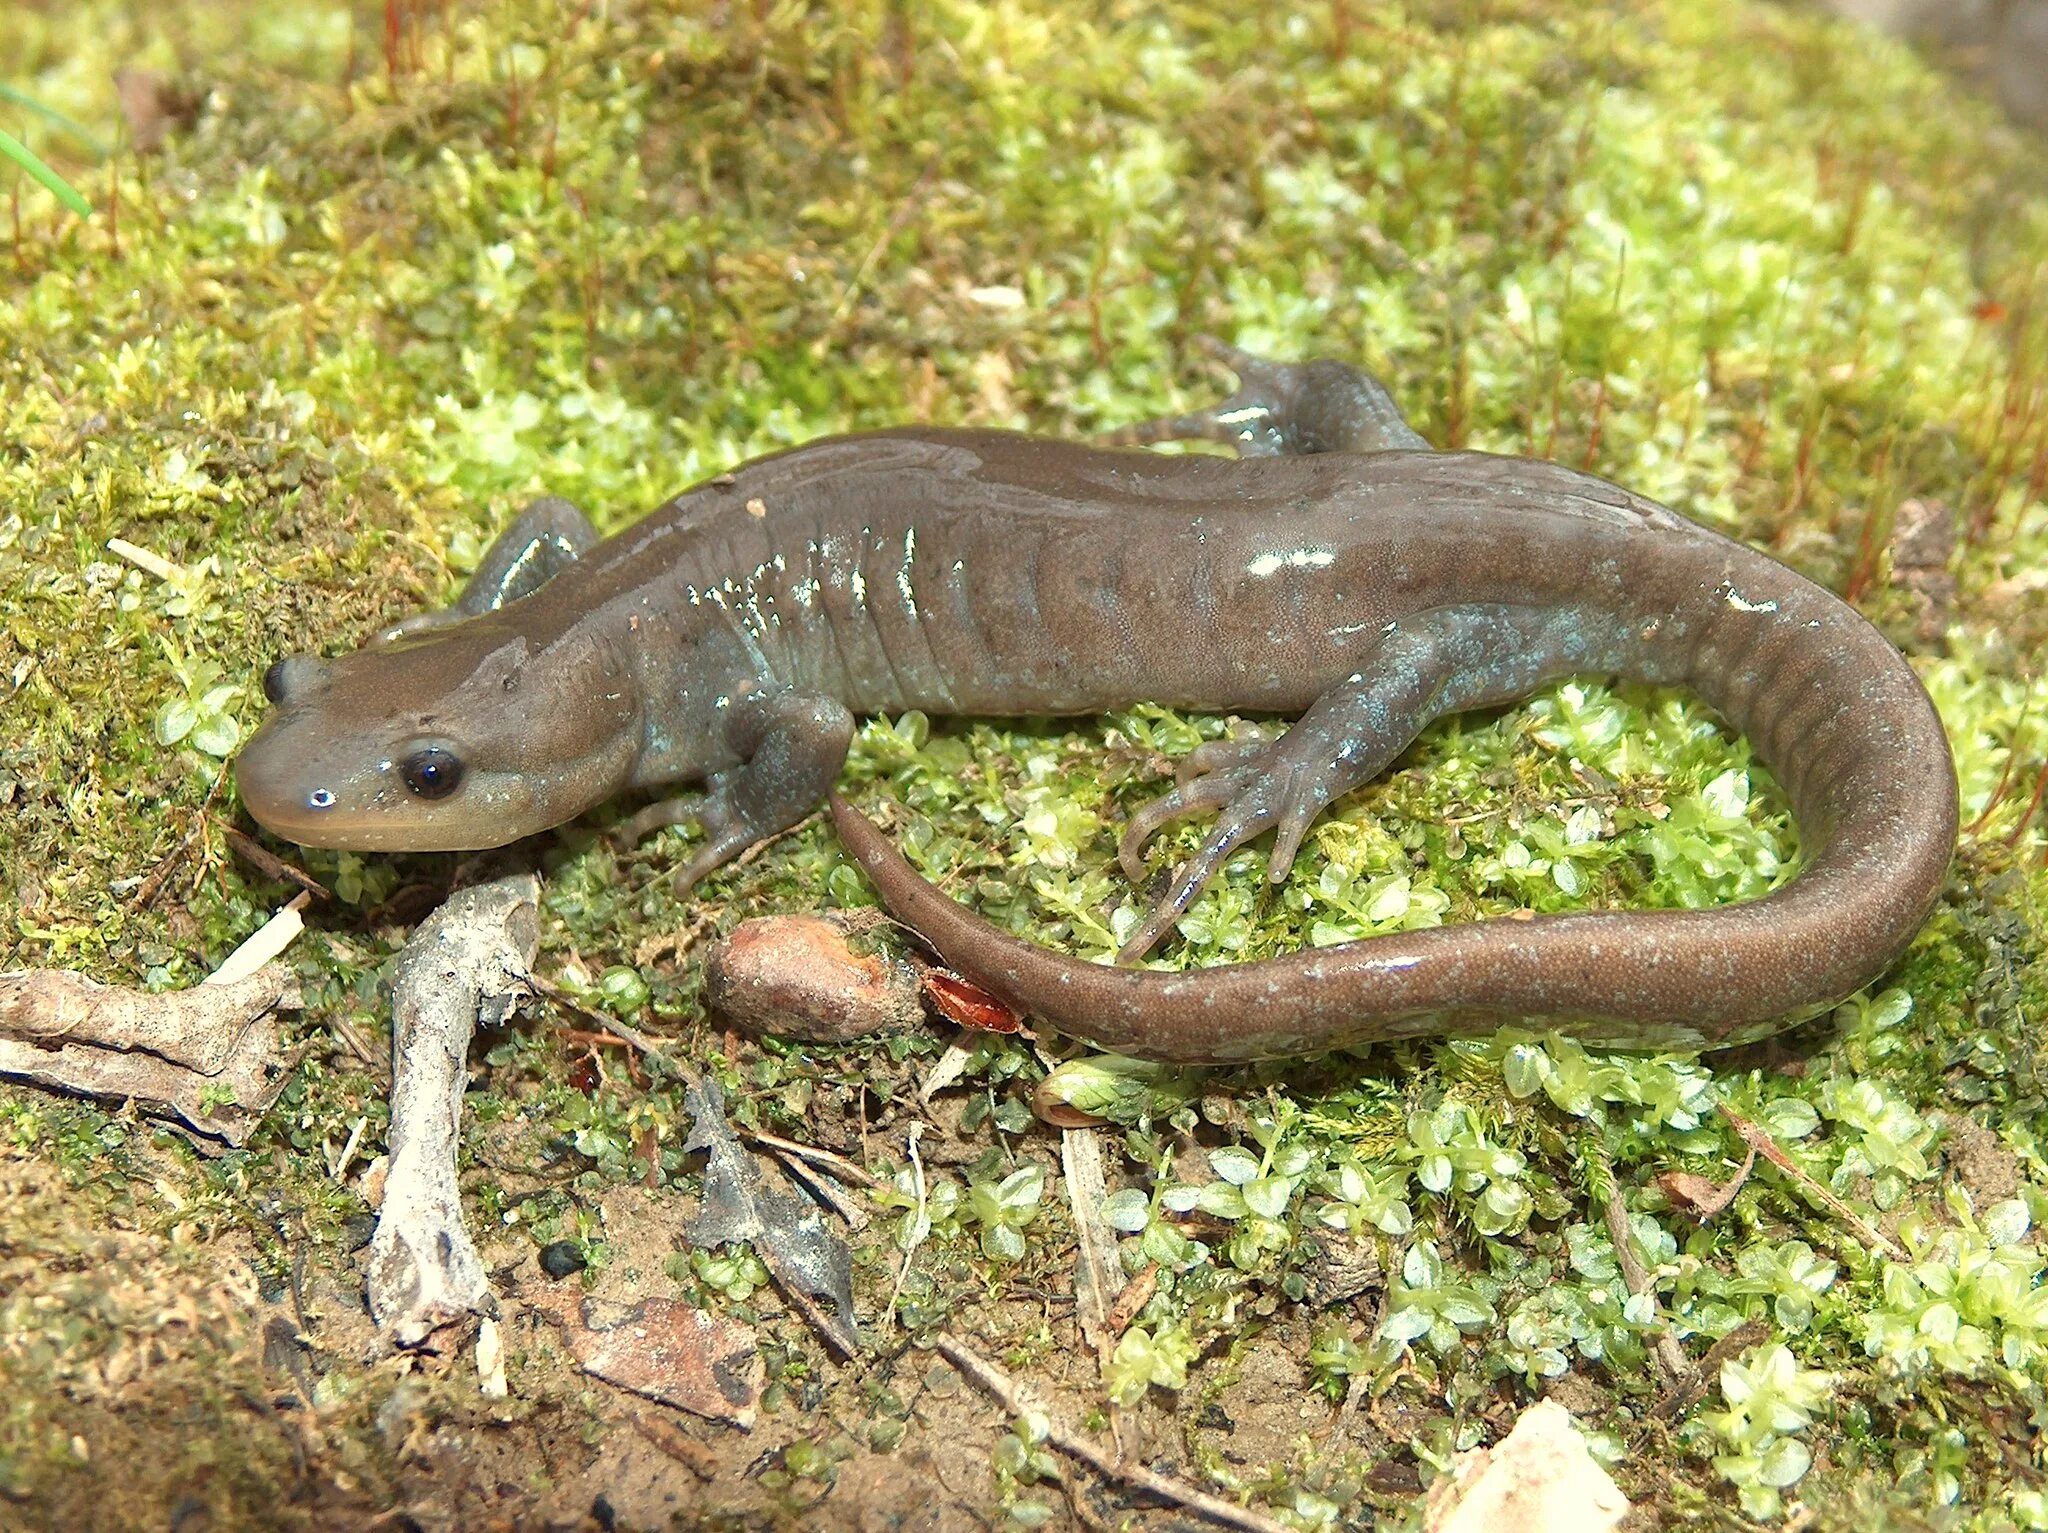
[235,343,1959,1062]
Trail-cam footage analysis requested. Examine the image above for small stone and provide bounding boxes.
[1423,1399,1628,1533]
[705,913,925,1042]
[539,1240,587,1279]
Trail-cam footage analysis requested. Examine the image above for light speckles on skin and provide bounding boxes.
[897,528,918,619]
[1720,582,1780,614]
[1247,547,1337,578]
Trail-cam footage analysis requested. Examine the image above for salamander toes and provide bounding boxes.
[1118,752,1267,883]
[1175,732,1271,786]
[1114,725,1360,961]
[1266,785,1324,885]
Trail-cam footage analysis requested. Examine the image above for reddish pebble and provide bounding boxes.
[705,914,926,1043]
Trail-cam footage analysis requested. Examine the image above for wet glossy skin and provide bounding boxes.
[237,354,1958,1061]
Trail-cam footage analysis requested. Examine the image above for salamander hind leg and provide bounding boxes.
[1115,603,1622,962]
[369,496,600,646]
[623,690,855,896]
[1103,335,1429,457]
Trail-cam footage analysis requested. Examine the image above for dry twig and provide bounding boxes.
[1719,1104,1905,1261]
[933,1332,1293,1533]
[366,868,540,1345]
[1599,1181,1695,1386]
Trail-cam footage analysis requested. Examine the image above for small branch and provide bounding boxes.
[223,825,331,900]
[1600,1180,1694,1387]
[366,868,540,1346]
[932,1333,1293,1533]
[742,1125,878,1189]
[1719,1105,1905,1261]
[1657,1319,1770,1422]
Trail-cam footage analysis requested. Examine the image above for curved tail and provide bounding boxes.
[827,575,1957,1062]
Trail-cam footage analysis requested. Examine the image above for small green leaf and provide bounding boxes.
[1208,1146,1260,1185]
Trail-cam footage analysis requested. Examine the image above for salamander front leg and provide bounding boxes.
[1104,336,1429,457]
[1117,603,1615,962]
[623,691,856,896]
[369,496,600,646]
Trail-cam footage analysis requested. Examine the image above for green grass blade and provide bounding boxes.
[0,127,92,218]
[0,84,109,156]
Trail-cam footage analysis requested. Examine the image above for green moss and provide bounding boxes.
[4,0,2048,1527]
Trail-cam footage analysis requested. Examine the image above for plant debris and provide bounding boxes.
[529,1291,764,1429]
[0,957,298,1148]
[366,868,540,1345]
[1656,1145,1758,1220]
[683,1073,859,1357]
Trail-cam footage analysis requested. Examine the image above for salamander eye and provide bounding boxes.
[400,748,465,800]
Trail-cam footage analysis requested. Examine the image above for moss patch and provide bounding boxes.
[3,0,2048,1527]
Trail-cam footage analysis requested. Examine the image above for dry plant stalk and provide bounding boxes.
[366,869,540,1346]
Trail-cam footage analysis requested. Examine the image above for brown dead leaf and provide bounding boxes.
[534,1292,763,1429]
[1656,1145,1756,1220]
[920,970,1023,1034]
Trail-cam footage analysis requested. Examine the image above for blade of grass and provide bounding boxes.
[0,128,91,219]
[0,85,108,156]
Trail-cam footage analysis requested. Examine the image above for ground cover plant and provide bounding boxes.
[3,0,2048,1527]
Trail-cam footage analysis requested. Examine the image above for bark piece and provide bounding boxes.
[0,961,299,1147]
[1061,1127,1122,1363]
[366,870,540,1345]
[0,962,293,1074]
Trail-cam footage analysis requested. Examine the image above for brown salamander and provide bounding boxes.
[236,345,1958,1061]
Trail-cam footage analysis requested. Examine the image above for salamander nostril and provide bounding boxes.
[263,659,291,705]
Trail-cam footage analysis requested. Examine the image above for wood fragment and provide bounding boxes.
[1718,1104,1905,1260]
[207,893,309,988]
[366,869,541,1346]
[105,534,184,582]
[1,961,293,1073]
[476,1316,509,1400]
[1657,1319,1770,1421]
[1599,1182,1694,1386]
[766,1147,869,1229]
[1656,1145,1757,1221]
[741,1125,879,1189]
[933,1332,1292,1533]
[1106,1264,1159,1336]
[223,825,331,899]
[629,1411,721,1478]
[1060,1128,1123,1365]
[0,959,300,1147]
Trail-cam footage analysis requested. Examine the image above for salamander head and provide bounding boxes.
[235,622,643,851]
